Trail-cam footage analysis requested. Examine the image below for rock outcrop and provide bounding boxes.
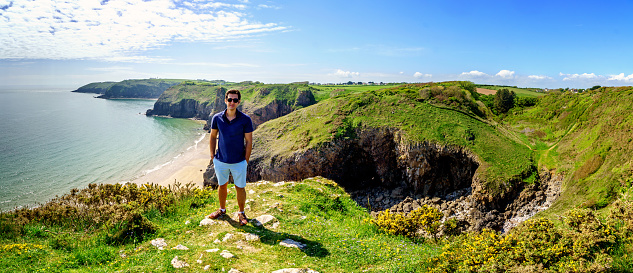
[204,127,560,232]
[147,83,317,129]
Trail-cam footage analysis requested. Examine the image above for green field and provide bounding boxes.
[476,84,545,98]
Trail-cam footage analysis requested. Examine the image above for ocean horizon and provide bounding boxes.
[0,88,206,212]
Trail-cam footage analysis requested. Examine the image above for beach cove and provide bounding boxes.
[0,89,208,211]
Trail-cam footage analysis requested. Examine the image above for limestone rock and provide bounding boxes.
[253,215,277,226]
[172,244,189,250]
[200,218,217,226]
[222,233,234,242]
[151,238,167,250]
[171,256,189,268]
[279,239,306,249]
[206,248,220,252]
[228,269,244,273]
[244,233,260,241]
[220,250,235,259]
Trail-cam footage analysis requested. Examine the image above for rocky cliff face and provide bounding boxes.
[147,85,317,129]
[203,127,561,232]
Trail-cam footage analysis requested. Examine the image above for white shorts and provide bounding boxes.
[213,158,247,188]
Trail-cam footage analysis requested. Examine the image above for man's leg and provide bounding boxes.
[235,185,246,212]
[219,183,228,210]
[232,160,249,225]
[209,158,230,219]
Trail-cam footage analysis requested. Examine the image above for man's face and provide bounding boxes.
[225,94,240,110]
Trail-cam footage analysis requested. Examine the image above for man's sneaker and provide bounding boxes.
[238,212,248,226]
[208,209,226,219]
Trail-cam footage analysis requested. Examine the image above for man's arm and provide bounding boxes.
[244,132,252,163]
[210,129,218,159]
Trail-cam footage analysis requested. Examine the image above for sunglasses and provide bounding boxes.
[227,98,240,103]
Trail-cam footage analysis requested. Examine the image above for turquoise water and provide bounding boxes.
[0,89,206,212]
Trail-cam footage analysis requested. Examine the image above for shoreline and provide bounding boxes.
[127,133,210,188]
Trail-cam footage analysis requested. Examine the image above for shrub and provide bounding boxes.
[368,205,444,239]
[104,212,157,246]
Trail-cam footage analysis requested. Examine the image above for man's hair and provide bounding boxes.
[225,89,241,100]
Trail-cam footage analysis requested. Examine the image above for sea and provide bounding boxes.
[0,88,206,212]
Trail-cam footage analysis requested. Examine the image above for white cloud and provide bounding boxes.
[560,72,598,81]
[608,73,633,82]
[460,70,488,77]
[495,69,515,79]
[332,69,360,78]
[528,75,552,80]
[413,72,432,78]
[0,0,286,60]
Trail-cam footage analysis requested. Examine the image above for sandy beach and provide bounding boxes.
[129,133,211,188]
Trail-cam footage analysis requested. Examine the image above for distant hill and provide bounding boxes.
[72,79,230,99]
[72,81,117,94]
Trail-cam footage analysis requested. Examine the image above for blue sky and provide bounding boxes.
[2,0,633,89]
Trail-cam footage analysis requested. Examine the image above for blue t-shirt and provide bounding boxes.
[211,109,254,164]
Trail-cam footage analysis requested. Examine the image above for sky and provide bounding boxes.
[2,0,633,89]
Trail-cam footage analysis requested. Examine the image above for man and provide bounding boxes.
[208,89,253,226]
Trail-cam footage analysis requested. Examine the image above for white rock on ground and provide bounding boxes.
[213,239,221,244]
[151,238,167,250]
[244,233,260,241]
[228,269,244,273]
[172,244,189,250]
[220,250,235,259]
[204,265,211,270]
[271,269,319,273]
[222,233,234,242]
[171,256,189,268]
[252,215,277,226]
[205,248,220,252]
[199,218,217,226]
[279,239,306,249]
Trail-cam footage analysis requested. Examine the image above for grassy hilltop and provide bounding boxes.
[2,82,633,272]
[253,82,535,194]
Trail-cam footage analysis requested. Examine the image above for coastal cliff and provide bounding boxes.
[203,82,543,231]
[72,79,186,99]
[146,82,317,128]
[72,81,117,94]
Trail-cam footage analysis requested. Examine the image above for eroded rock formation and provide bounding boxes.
[203,126,560,232]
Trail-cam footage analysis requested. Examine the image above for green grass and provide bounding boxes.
[254,82,535,194]
[0,178,441,272]
[310,84,400,101]
[503,87,633,215]
[3,176,633,272]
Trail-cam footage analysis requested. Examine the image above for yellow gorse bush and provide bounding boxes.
[427,205,629,272]
[368,205,443,239]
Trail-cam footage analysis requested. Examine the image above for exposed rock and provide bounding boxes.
[228,269,244,273]
[172,244,189,250]
[280,239,306,249]
[220,250,235,259]
[171,256,189,268]
[200,218,217,226]
[252,215,277,226]
[244,233,260,241]
[222,233,234,242]
[151,238,167,250]
[206,248,220,252]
